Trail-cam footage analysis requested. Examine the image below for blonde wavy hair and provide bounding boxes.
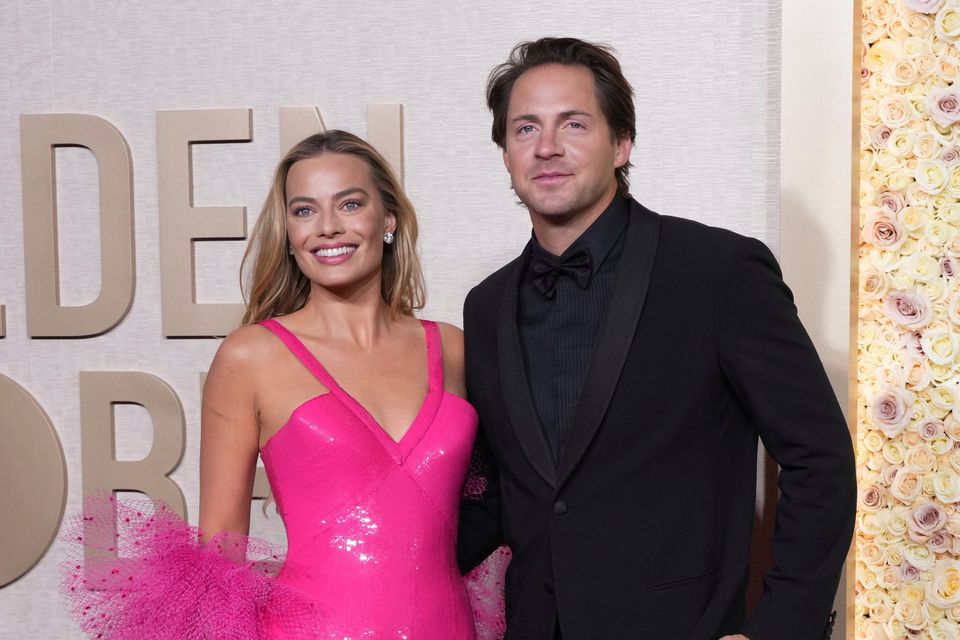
[241,130,425,324]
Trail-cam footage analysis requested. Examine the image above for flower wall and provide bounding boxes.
[859,1,960,637]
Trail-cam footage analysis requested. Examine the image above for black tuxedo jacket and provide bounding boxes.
[457,200,856,640]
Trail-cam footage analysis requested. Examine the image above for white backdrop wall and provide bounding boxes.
[0,1,782,637]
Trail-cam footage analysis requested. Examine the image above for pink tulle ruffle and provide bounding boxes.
[464,545,511,640]
[60,495,321,639]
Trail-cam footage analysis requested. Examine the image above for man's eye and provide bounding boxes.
[517,124,535,134]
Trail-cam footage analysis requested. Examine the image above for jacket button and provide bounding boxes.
[544,579,555,594]
[553,501,567,515]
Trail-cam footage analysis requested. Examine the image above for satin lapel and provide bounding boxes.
[497,244,558,488]
[557,203,662,488]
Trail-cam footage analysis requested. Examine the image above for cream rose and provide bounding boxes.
[937,4,960,40]
[904,357,933,390]
[905,12,936,36]
[922,328,960,364]
[888,128,916,156]
[915,132,940,159]
[885,58,921,86]
[861,268,890,301]
[906,254,944,281]
[916,158,949,193]
[880,93,915,128]
[927,559,960,607]
[931,618,960,640]
[939,55,960,82]
[890,466,924,503]
[933,471,960,503]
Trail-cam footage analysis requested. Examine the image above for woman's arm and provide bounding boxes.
[199,327,263,541]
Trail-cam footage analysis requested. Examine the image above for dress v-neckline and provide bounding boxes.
[260,318,443,464]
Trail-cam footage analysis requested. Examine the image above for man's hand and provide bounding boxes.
[719,636,749,640]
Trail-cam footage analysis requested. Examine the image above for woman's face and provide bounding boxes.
[285,152,396,293]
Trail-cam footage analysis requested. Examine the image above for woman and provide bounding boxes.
[63,131,503,639]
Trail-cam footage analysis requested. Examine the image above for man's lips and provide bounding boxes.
[533,172,572,185]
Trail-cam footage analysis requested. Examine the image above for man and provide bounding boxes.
[457,37,855,640]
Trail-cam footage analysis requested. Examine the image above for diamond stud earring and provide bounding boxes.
[383,232,395,245]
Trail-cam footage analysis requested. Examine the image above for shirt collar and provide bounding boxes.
[529,194,630,272]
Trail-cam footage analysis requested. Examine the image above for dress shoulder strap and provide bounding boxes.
[258,319,339,389]
[421,319,444,391]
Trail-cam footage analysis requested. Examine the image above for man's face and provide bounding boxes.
[502,63,631,225]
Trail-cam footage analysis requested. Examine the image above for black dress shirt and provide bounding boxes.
[517,195,629,462]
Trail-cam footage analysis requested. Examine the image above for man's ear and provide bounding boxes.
[614,135,632,168]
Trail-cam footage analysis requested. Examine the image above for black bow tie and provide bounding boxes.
[530,244,593,299]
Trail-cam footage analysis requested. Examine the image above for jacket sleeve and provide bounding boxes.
[457,289,506,574]
[715,236,856,640]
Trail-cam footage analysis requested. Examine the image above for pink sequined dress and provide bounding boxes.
[62,319,507,640]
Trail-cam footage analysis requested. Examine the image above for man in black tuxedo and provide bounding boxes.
[457,37,856,640]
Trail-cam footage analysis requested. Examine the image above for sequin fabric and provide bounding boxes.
[62,319,505,639]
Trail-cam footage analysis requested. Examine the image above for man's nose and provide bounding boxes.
[535,128,563,158]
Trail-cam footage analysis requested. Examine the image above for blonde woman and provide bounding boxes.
[63,131,499,639]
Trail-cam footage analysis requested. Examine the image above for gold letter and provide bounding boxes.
[0,374,67,587]
[157,109,251,337]
[20,114,134,337]
[279,105,403,181]
[80,372,187,517]
[279,107,327,157]
[367,104,404,183]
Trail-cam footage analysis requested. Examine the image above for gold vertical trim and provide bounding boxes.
[847,0,862,637]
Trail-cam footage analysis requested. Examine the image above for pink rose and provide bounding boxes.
[880,463,902,487]
[921,418,946,439]
[878,191,906,214]
[943,257,957,278]
[899,562,921,582]
[869,386,915,437]
[927,87,960,127]
[864,209,905,249]
[943,144,960,163]
[930,530,954,552]
[883,289,931,328]
[870,124,893,148]
[903,331,925,357]
[861,484,885,509]
[910,502,947,539]
[905,0,945,13]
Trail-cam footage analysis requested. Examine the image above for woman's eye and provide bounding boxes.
[342,200,362,211]
[292,207,312,217]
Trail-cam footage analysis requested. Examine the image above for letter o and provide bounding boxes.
[0,374,67,587]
